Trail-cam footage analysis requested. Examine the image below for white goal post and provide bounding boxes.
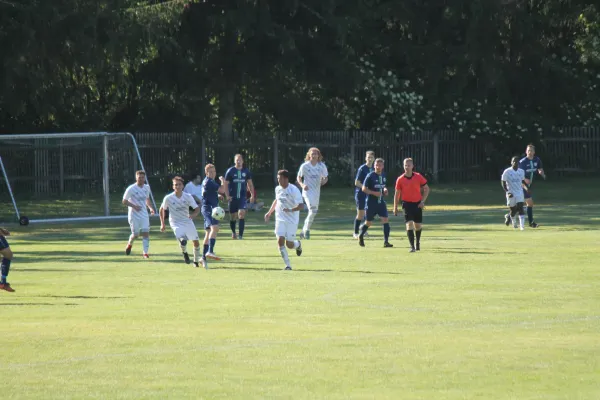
[0,132,158,225]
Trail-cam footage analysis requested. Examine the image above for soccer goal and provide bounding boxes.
[0,132,158,225]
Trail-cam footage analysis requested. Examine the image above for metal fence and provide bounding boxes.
[1,129,599,198]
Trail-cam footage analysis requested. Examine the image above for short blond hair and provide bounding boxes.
[172,176,184,185]
[375,158,385,164]
[204,163,215,174]
[305,147,323,162]
[403,158,414,164]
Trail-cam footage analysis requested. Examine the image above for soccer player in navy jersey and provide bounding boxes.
[358,158,392,248]
[201,164,227,260]
[518,144,546,228]
[353,150,375,239]
[0,227,15,292]
[224,154,255,240]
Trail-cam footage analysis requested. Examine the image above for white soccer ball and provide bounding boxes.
[212,206,225,220]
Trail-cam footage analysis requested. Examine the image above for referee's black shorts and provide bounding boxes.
[402,201,423,223]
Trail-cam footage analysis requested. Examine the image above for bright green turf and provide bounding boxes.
[1,180,599,399]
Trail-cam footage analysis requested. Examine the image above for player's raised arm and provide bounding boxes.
[0,227,10,236]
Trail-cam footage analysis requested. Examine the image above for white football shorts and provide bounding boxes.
[506,193,524,207]
[275,220,298,242]
[171,220,199,241]
[302,192,320,210]
[129,217,150,234]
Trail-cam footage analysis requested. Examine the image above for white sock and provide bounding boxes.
[142,237,149,254]
[511,215,517,227]
[128,234,136,245]
[519,215,525,228]
[193,246,200,262]
[180,243,187,253]
[303,208,317,231]
[279,246,291,267]
[293,240,301,249]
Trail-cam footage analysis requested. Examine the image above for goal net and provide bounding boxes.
[0,132,158,225]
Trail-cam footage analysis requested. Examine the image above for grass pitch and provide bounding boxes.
[1,180,599,399]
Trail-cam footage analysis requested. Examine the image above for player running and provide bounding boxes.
[122,170,156,258]
[159,176,205,268]
[501,156,529,230]
[358,158,393,248]
[0,227,15,292]
[353,150,375,239]
[264,170,304,270]
[394,158,430,252]
[297,147,328,239]
[224,154,255,239]
[516,144,546,228]
[201,164,227,261]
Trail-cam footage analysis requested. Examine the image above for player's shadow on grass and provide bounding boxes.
[35,295,130,299]
[0,303,79,306]
[210,266,404,275]
[430,249,518,254]
[15,251,150,264]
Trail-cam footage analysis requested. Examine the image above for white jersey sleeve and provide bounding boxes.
[185,193,199,209]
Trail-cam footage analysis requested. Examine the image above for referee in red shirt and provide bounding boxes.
[393,158,430,252]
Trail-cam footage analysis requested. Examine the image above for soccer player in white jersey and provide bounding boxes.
[122,170,155,258]
[264,169,304,270]
[184,173,204,206]
[297,147,328,239]
[159,176,205,268]
[501,156,529,231]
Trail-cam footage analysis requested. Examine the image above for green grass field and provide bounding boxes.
[1,180,599,399]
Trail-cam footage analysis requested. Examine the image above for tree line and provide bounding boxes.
[1,0,599,151]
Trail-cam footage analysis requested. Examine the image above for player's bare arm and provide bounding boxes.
[123,199,142,211]
[393,189,402,216]
[0,227,10,236]
[501,180,513,197]
[539,168,546,179]
[521,180,529,192]
[189,206,200,220]
[283,203,303,212]
[419,184,430,208]
[146,198,156,215]
[264,199,277,222]
[321,176,328,186]
[222,178,230,200]
[247,179,255,202]
[298,176,308,191]
[159,206,167,232]
[355,179,363,189]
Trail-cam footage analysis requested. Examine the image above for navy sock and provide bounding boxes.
[407,230,415,248]
[209,238,216,253]
[360,224,369,236]
[527,206,533,224]
[354,219,361,234]
[203,244,209,256]
[383,223,390,242]
[239,219,245,236]
[416,229,422,245]
[1,258,10,283]
[230,220,236,234]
